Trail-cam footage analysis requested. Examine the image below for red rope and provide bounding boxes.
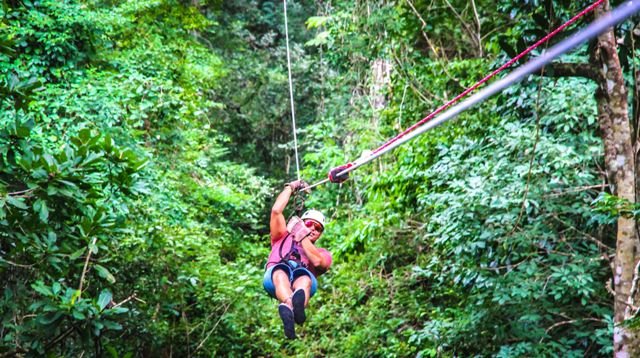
[370,0,604,156]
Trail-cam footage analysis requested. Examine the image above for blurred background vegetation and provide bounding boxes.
[0,0,635,356]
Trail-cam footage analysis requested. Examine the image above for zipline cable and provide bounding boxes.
[284,0,301,180]
[337,0,640,178]
[370,0,605,157]
[307,178,330,190]
[308,0,640,188]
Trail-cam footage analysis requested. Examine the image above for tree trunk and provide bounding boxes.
[370,58,392,126]
[593,2,639,356]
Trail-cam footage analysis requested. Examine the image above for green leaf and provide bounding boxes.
[43,153,57,171]
[15,125,31,138]
[37,312,63,325]
[89,241,98,254]
[305,31,330,47]
[79,128,92,143]
[6,196,27,210]
[95,264,116,283]
[31,281,53,296]
[109,307,129,314]
[72,309,86,320]
[134,159,149,171]
[306,16,329,29]
[47,186,58,196]
[82,152,103,167]
[43,232,57,250]
[71,290,82,305]
[57,180,79,190]
[92,321,104,336]
[18,157,32,170]
[103,320,123,330]
[70,248,86,260]
[98,289,112,310]
[52,282,61,295]
[105,345,118,358]
[34,199,49,222]
[103,134,113,152]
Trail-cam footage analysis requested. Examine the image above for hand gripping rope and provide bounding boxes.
[306,0,640,191]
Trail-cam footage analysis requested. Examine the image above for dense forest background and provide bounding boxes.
[1,0,639,356]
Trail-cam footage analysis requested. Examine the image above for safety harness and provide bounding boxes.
[266,216,314,270]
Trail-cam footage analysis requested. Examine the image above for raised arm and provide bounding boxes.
[270,187,292,241]
[270,180,306,242]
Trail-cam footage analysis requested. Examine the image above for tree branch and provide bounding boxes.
[78,238,97,297]
[7,187,36,196]
[470,0,482,56]
[549,213,614,251]
[193,302,231,353]
[542,184,608,198]
[45,326,74,351]
[0,347,28,358]
[538,62,602,82]
[540,317,605,342]
[390,50,438,105]
[0,257,36,269]
[442,0,481,56]
[112,293,137,309]
[509,74,545,236]
[403,0,439,56]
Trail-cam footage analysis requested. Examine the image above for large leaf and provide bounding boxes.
[98,289,112,310]
[94,264,116,284]
[6,196,27,210]
[33,199,49,222]
[31,281,53,297]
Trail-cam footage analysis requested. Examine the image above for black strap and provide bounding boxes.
[265,232,295,268]
[266,229,313,269]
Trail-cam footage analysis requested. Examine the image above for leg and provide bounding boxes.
[272,269,294,307]
[263,265,296,338]
[270,268,296,339]
[291,276,310,325]
[292,275,312,306]
[290,269,317,325]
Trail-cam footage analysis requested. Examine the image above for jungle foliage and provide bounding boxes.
[0,0,637,356]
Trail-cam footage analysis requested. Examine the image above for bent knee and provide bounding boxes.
[272,269,290,282]
[293,275,312,286]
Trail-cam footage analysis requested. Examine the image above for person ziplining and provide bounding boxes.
[262,180,332,339]
[261,1,333,340]
[263,0,640,340]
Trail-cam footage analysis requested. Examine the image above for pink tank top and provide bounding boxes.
[266,232,332,277]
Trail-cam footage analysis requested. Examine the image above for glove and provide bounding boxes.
[328,163,352,183]
[286,179,309,193]
[287,216,312,242]
[291,221,312,242]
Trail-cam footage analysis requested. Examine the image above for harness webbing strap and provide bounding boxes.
[265,233,294,268]
[267,218,314,268]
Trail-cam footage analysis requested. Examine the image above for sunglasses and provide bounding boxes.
[304,220,324,233]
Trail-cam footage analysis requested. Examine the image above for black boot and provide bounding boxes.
[291,289,306,325]
[278,304,296,339]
